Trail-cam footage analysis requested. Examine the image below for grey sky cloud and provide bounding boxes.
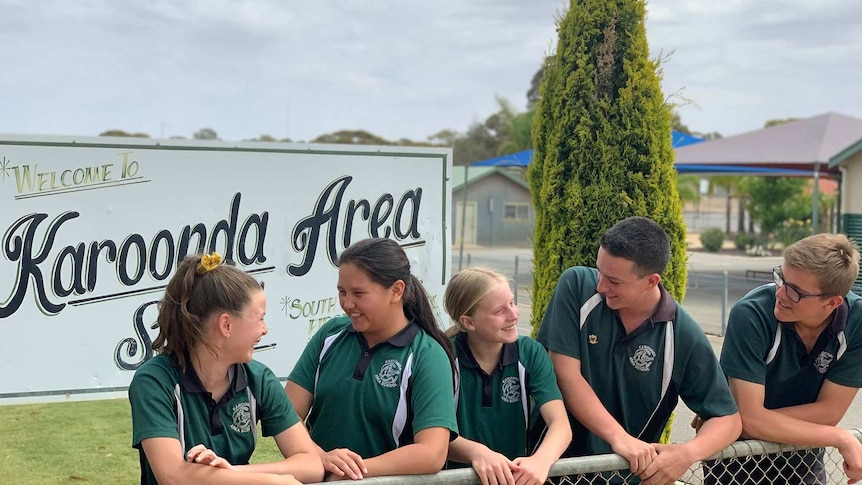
[0,0,859,144]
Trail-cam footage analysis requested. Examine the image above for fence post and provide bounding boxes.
[514,255,519,305]
[721,270,729,336]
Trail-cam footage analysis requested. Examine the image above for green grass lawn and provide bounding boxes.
[0,398,283,484]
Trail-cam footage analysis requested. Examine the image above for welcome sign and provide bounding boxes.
[0,136,452,402]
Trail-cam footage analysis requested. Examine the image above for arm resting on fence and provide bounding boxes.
[447,437,519,485]
[549,351,656,475]
[359,427,451,478]
[774,379,859,426]
[640,413,741,485]
[306,430,862,485]
[729,378,862,482]
[729,378,856,450]
[511,399,572,484]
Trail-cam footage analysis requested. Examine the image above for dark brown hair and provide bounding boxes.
[338,238,456,374]
[152,254,262,371]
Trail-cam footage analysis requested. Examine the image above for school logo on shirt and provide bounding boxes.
[813,351,834,374]
[230,402,252,433]
[375,359,403,388]
[500,376,521,403]
[629,345,656,372]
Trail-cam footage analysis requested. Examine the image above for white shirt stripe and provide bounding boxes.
[579,293,604,329]
[174,384,185,452]
[392,352,414,445]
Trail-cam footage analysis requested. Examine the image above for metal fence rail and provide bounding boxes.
[683,272,771,336]
[307,429,862,485]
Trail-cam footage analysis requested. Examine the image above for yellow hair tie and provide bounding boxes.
[197,252,222,273]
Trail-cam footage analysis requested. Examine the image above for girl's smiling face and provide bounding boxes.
[463,282,519,344]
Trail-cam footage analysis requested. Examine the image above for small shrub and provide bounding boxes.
[700,228,726,252]
[734,232,757,250]
[775,218,811,249]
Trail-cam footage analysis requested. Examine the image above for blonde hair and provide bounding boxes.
[784,233,860,297]
[443,267,510,337]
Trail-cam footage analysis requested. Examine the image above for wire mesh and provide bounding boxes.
[545,432,858,485]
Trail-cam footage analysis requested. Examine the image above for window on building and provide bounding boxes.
[503,203,530,221]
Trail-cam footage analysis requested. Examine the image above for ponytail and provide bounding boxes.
[404,275,456,375]
[337,238,457,381]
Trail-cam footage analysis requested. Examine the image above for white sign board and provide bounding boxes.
[0,136,452,403]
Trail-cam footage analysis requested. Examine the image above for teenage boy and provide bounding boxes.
[537,216,741,484]
[711,233,862,484]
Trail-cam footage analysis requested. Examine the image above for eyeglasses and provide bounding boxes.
[772,266,827,303]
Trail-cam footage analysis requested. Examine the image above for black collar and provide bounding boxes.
[619,284,677,339]
[780,297,850,336]
[454,332,518,374]
[827,300,849,335]
[650,284,677,323]
[177,355,247,397]
[347,321,420,350]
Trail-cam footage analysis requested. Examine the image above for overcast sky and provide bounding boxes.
[1,0,860,143]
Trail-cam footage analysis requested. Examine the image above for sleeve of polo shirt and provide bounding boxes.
[535,267,584,360]
[129,361,181,448]
[287,317,336,394]
[676,318,739,419]
[409,339,458,436]
[521,337,563,407]
[251,361,301,437]
[824,297,862,388]
[720,293,774,385]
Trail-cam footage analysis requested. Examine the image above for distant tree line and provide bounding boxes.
[99,68,821,248]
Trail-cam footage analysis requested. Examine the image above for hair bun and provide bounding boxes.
[197,252,222,273]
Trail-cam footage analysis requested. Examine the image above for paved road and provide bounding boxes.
[451,246,862,445]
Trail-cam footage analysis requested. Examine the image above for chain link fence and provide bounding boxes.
[547,434,856,484]
[306,430,862,485]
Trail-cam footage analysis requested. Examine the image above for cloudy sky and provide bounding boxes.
[1,0,860,143]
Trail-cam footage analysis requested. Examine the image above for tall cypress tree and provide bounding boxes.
[528,0,687,334]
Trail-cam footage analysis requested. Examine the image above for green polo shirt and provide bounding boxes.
[721,284,862,408]
[707,284,862,485]
[536,266,737,457]
[450,333,562,464]
[288,316,458,459]
[130,355,299,485]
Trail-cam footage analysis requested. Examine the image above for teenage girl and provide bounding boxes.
[129,253,324,485]
[286,238,458,480]
[445,267,571,485]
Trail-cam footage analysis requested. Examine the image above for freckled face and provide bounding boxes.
[465,282,520,344]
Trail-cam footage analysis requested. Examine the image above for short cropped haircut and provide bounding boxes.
[784,233,860,297]
[599,216,671,277]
